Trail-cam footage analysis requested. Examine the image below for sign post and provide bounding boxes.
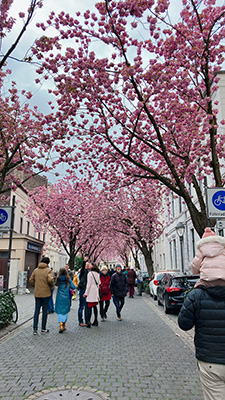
[1,196,15,291]
[206,188,225,219]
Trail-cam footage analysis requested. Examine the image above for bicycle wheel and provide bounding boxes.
[11,300,18,323]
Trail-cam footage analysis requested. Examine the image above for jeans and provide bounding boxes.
[33,297,50,331]
[114,296,125,317]
[78,288,89,324]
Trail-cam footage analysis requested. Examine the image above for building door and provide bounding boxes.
[25,252,39,289]
[0,252,9,289]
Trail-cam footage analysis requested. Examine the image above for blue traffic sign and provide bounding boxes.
[0,209,8,225]
[212,190,225,211]
[207,188,225,218]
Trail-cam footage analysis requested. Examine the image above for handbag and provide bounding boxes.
[69,288,73,299]
[91,272,102,299]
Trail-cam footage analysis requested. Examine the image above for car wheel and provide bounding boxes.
[153,294,157,301]
[163,298,170,314]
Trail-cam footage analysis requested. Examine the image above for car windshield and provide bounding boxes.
[156,273,164,280]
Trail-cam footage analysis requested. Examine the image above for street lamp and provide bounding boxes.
[175,222,185,273]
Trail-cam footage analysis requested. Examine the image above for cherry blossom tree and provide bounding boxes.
[106,181,163,275]
[34,0,225,237]
[27,177,112,269]
[0,0,52,193]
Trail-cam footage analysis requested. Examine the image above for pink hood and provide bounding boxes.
[191,235,225,283]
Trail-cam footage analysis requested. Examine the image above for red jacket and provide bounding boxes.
[127,269,136,285]
[99,274,111,301]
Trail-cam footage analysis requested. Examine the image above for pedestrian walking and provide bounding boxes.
[127,266,136,298]
[99,265,111,321]
[135,266,143,296]
[83,263,101,328]
[29,256,55,335]
[178,227,225,400]
[110,264,128,321]
[55,268,75,333]
[78,256,91,327]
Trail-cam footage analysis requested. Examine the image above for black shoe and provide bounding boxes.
[86,323,91,328]
[92,320,98,326]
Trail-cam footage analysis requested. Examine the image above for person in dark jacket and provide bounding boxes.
[178,285,225,400]
[55,268,75,333]
[77,256,90,326]
[110,264,128,321]
[127,266,136,298]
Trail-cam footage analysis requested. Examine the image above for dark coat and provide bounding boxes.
[178,286,225,365]
[110,271,128,298]
[78,269,88,290]
[55,276,75,315]
[127,269,136,285]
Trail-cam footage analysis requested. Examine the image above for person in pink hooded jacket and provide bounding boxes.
[192,227,225,287]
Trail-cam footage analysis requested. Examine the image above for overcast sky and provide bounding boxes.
[2,0,222,183]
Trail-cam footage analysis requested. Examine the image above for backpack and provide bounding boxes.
[100,281,109,295]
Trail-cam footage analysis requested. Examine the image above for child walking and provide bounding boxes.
[55,268,75,333]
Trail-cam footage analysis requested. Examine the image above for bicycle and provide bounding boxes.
[0,284,18,324]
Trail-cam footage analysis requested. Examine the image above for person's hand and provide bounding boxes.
[83,294,87,298]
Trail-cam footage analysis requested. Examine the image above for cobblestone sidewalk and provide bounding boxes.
[0,294,203,400]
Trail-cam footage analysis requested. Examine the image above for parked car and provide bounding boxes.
[149,271,165,300]
[157,274,199,314]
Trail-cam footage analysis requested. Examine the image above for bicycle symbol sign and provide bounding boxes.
[212,191,225,211]
[0,209,8,225]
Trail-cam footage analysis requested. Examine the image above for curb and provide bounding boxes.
[0,315,33,340]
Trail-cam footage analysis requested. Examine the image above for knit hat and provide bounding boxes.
[202,227,217,238]
[101,265,108,271]
[116,264,122,269]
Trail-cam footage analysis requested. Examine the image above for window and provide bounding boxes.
[179,197,182,214]
[219,229,224,237]
[191,228,195,258]
[173,239,177,269]
[169,241,173,269]
[20,217,23,234]
[27,221,30,235]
